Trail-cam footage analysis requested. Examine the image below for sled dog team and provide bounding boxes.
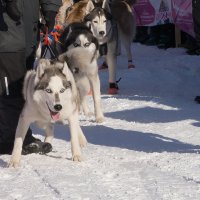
[8,0,137,167]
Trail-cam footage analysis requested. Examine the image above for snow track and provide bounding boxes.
[1,43,200,199]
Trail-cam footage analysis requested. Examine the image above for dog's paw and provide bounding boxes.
[96,116,104,123]
[72,155,82,162]
[79,138,87,148]
[85,111,93,117]
[8,160,20,168]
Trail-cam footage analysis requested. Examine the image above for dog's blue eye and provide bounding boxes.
[84,43,90,47]
[45,89,52,93]
[73,43,80,47]
[60,88,65,93]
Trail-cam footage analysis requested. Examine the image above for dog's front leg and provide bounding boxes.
[68,111,82,161]
[80,93,93,117]
[106,53,117,84]
[8,113,31,168]
[88,74,104,123]
[44,123,54,144]
[78,126,87,148]
[77,76,93,116]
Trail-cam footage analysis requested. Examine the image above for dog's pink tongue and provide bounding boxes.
[51,112,60,121]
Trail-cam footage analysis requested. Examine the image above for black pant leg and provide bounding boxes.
[0,52,32,154]
[193,0,200,47]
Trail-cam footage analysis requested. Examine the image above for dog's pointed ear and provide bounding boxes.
[62,61,79,103]
[55,60,71,80]
[85,0,95,15]
[35,59,50,83]
[62,61,71,78]
[85,20,91,29]
[102,0,111,13]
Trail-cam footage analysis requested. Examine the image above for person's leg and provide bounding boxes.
[134,26,149,43]
[193,1,200,103]
[0,51,27,154]
[0,96,34,154]
[188,0,200,55]
[157,24,175,49]
[0,52,52,154]
[144,26,160,46]
[193,0,200,48]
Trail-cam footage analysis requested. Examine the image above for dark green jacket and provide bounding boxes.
[0,0,62,56]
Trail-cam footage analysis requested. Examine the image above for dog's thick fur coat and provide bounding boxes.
[59,46,104,123]
[58,0,137,93]
[56,22,104,122]
[9,59,87,168]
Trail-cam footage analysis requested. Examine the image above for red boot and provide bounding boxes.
[128,63,135,69]
[99,61,108,70]
[128,60,135,69]
[108,82,119,95]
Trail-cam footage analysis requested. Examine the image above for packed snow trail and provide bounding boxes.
[1,44,200,200]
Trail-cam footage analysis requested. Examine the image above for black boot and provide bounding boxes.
[194,96,200,103]
[22,137,52,155]
[22,129,52,155]
[186,48,200,55]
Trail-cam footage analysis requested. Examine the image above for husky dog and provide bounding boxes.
[9,59,87,168]
[58,0,89,25]
[110,0,137,69]
[84,0,119,94]
[58,0,137,94]
[57,0,74,25]
[57,22,104,123]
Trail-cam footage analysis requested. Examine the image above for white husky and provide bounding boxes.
[84,0,119,94]
[9,59,87,168]
[84,0,136,94]
[58,0,136,95]
[57,22,104,123]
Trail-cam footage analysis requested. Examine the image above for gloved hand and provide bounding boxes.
[43,11,57,33]
[6,0,21,22]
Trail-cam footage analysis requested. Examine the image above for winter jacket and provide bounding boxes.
[0,0,62,56]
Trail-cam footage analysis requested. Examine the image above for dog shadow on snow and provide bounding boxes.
[101,95,200,124]
[31,94,200,154]
[82,126,200,154]
[33,123,200,154]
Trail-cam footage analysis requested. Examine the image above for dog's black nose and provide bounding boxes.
[99,31,105,36]
[54,104,62,111]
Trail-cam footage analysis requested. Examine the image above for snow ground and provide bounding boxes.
[1,43,200,200]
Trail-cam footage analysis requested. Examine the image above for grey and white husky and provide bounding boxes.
[84,0,136,94]
[57,22,104,123]
[9,59,87,168]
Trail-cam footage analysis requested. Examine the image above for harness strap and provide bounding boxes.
[41,25,63,59]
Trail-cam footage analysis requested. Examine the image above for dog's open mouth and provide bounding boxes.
[46,103,60,121]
